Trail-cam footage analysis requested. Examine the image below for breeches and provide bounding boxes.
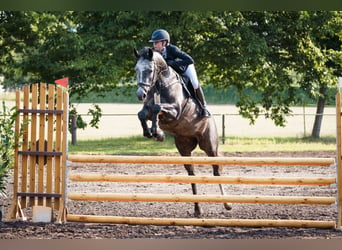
[184,64,200,89]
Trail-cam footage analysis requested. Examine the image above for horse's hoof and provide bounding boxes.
[194,208,203,218]
[151,127,157,135]
[143,132,153,138]
[156,134,165,142]
[143,128,153,138]
[224,203,232,211]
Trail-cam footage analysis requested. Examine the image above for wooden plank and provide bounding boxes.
[67,214,336,228]
[68,192,336,205]
[38,83,46,205]
[14,89,20,200]
[17,192,62,198]
[29,84,38,206]
[18,151,62,156]
[336,92,342,228]
[7,90,21,219]
[68,155,335,167]
[60,90,68,210]
[54,86,63,210]
[19,109,63,114]
[69,173,336,186]
[46,84,55,207]
[20,85,30,208]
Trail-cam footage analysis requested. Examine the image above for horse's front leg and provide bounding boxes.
[137,108,153,138]
[151,104,165,141]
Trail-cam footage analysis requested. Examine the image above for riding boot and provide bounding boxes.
[195,87,211,117]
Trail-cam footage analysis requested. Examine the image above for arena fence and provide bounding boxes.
[5,83,342,229]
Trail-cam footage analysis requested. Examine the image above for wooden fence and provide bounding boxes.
[6,83,68,222]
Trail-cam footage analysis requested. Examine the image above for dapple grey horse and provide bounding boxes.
[134,47,231,217]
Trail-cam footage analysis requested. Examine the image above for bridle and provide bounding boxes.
[137,55,170,93]
[136,50,183,105]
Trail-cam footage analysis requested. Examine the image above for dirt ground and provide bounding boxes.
[1,151,342,239]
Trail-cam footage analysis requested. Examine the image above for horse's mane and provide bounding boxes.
[139,46,168,72]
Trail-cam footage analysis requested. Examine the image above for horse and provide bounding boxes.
[133,47,231,217]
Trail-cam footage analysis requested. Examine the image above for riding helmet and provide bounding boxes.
[149,29,170,43]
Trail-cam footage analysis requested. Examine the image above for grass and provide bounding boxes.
[220,136,336,153]
[68,135,336,155]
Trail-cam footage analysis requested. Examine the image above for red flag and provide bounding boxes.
[54,77,68,88]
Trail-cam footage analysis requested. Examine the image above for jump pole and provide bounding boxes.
[69,173,336,186]
[66,214,336,229]
[68,155,334,166]
[68,192,336,205]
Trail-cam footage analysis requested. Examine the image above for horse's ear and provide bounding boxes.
[148,47,154,59]
[133,48,139,58]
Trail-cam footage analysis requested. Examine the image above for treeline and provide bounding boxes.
[71,85,337,106]
[1,11,341,136]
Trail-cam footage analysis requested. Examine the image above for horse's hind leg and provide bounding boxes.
[213,164,232,211]
[184,163,202,217]
[174,136,202,217]
[199,136,232,211]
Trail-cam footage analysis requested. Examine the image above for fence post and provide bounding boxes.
[222,114,225,144]
[336,91,342,229]
[71,114,77,145]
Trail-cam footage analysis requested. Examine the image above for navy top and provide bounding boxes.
[163,44,194,74]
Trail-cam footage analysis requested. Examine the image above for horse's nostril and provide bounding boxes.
[136,87,147,101]
[136,89,146,101]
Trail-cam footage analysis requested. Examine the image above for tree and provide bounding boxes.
[0,11,101,129]
[1,11,341,137]
[186,11,341,137]
[292,11,342,138]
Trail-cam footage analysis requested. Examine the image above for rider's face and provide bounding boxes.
[153,41,164,52]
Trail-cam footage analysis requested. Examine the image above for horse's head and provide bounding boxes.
[134,47,167,102]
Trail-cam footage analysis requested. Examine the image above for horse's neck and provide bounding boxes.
[158,67,180,88]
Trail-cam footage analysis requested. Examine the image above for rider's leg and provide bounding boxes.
[195,87,211,117]
[184,64,211,117]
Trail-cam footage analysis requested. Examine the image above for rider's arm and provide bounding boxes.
[166,45,194,68]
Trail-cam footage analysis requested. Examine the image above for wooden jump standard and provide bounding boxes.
[336,91,342,228]
[6,83,68,222]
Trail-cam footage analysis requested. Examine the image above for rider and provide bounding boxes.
[149,29,211,118]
